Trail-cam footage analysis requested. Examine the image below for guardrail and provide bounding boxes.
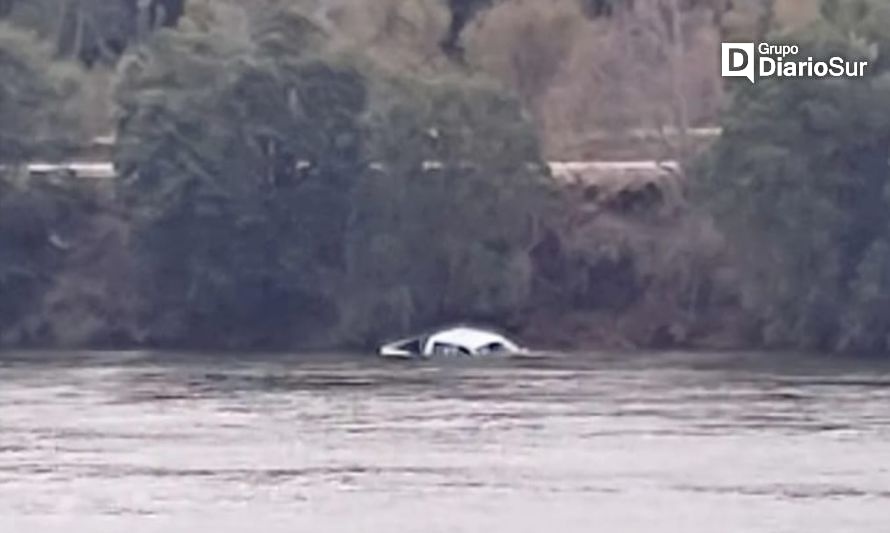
[7,159,682,183]
[25,162,117,180]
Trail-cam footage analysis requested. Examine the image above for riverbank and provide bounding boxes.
[0,159,755,353]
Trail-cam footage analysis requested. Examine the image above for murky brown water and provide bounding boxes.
[1,350,890,532]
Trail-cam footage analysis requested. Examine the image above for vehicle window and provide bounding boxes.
[396,339,422,352]
[432,342,471,356]
[478,342,507,354]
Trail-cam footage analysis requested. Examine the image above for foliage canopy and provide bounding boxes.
[697,0,890,352]
[114,3,548,348]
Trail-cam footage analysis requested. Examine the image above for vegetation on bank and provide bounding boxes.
[113,5,548,348]
[2,0,890,355]
[697,0,890,353]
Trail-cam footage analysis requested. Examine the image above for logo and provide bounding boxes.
[722,43,755,83]
[721,42,868,83]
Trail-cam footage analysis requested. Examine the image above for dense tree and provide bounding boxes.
[0,23,82,161]
[115,6,357,348]
[343,74,547,343]
[0,0,187,65]
[114,3,547,348]
[0,23,88,342]
[56,0,139,65]
[697,0,890,352]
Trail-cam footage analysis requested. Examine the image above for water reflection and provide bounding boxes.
[1,351,889,532]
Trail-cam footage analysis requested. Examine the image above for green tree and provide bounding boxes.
[0,23,82,162]
[342,74,547,343]
[1,0,186,66]
[696,0,890,352]
[0,23,88,343]
[115,2,548,349]
[115,6,366,348]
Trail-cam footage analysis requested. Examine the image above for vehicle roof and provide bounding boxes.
[424,327,518,351]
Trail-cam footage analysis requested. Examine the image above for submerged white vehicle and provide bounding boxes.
[378,326,524,358]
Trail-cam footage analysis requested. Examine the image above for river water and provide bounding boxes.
[1,350,889,532]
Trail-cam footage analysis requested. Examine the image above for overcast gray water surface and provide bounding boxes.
[1,350,890,532]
